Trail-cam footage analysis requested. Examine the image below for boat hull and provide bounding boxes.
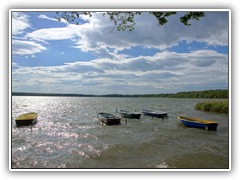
[120,113,141,119]
[119,111,141,119]
[178,116,218,130]
[98,112,121,125]
[15,112,38,127]
[142,110,168,118]
[16,119,38,127]
[99,118,121,125]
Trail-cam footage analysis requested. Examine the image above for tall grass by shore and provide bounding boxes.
[195,100,228,113]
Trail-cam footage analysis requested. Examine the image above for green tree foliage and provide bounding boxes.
[171,89,228,99]
[13,89,228,99]
[55,11,205,31]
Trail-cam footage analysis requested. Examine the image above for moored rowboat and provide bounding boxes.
[15,112,38,127]
[142,110,168,118]
[119,110,141,119]
[98,112,121,125]
[177,116,218,130]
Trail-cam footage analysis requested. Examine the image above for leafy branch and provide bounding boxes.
[55,11,205,31]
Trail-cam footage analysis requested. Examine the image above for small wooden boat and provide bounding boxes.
[15,112,38,127]
[98,112,121,125]
[119,110,141,119]
[142,110,168,118]
[177,116,218,130]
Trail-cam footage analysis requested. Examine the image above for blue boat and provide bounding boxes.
[142,110,168,118]
[177,116,218,130]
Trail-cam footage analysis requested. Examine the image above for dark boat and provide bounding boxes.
[177,116,218,130]
[98,112,121,125]
[15,112,38,127]
[142,110,168,118]
[119,110,141,119]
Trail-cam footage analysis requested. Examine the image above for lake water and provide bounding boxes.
[11,96,229,169]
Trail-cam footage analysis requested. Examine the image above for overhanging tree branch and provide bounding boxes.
[55,11,205,31]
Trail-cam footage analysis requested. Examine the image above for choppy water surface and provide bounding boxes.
[11,96,229,169]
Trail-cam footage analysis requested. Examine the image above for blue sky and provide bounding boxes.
[11,11,229,95]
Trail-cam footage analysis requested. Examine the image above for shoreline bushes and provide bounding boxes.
[195,101,228,113]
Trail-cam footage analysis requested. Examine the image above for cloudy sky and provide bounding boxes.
[11,10,229,95]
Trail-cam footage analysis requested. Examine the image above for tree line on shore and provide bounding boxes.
[12,89,228,99]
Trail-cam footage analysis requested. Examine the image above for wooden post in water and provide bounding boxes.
[125,118,128,126]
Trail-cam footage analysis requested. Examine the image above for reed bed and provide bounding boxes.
[195,100,228,113]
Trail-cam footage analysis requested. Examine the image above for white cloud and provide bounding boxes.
[24,12,228,59]
[11,11,229,94]
[26,25,78,42]
[12,40,46,55]
[12,12,31,35]
[38,14,68,24]
[12,49,228,94]
[74,12,229,57]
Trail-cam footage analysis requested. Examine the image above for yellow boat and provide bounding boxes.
[15,112,38,127]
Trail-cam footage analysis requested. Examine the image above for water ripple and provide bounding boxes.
[11,96,229,169]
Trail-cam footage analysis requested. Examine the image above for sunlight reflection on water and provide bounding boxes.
[11,96,229,169]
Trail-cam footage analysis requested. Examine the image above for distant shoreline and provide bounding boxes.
[12,89,228,99]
